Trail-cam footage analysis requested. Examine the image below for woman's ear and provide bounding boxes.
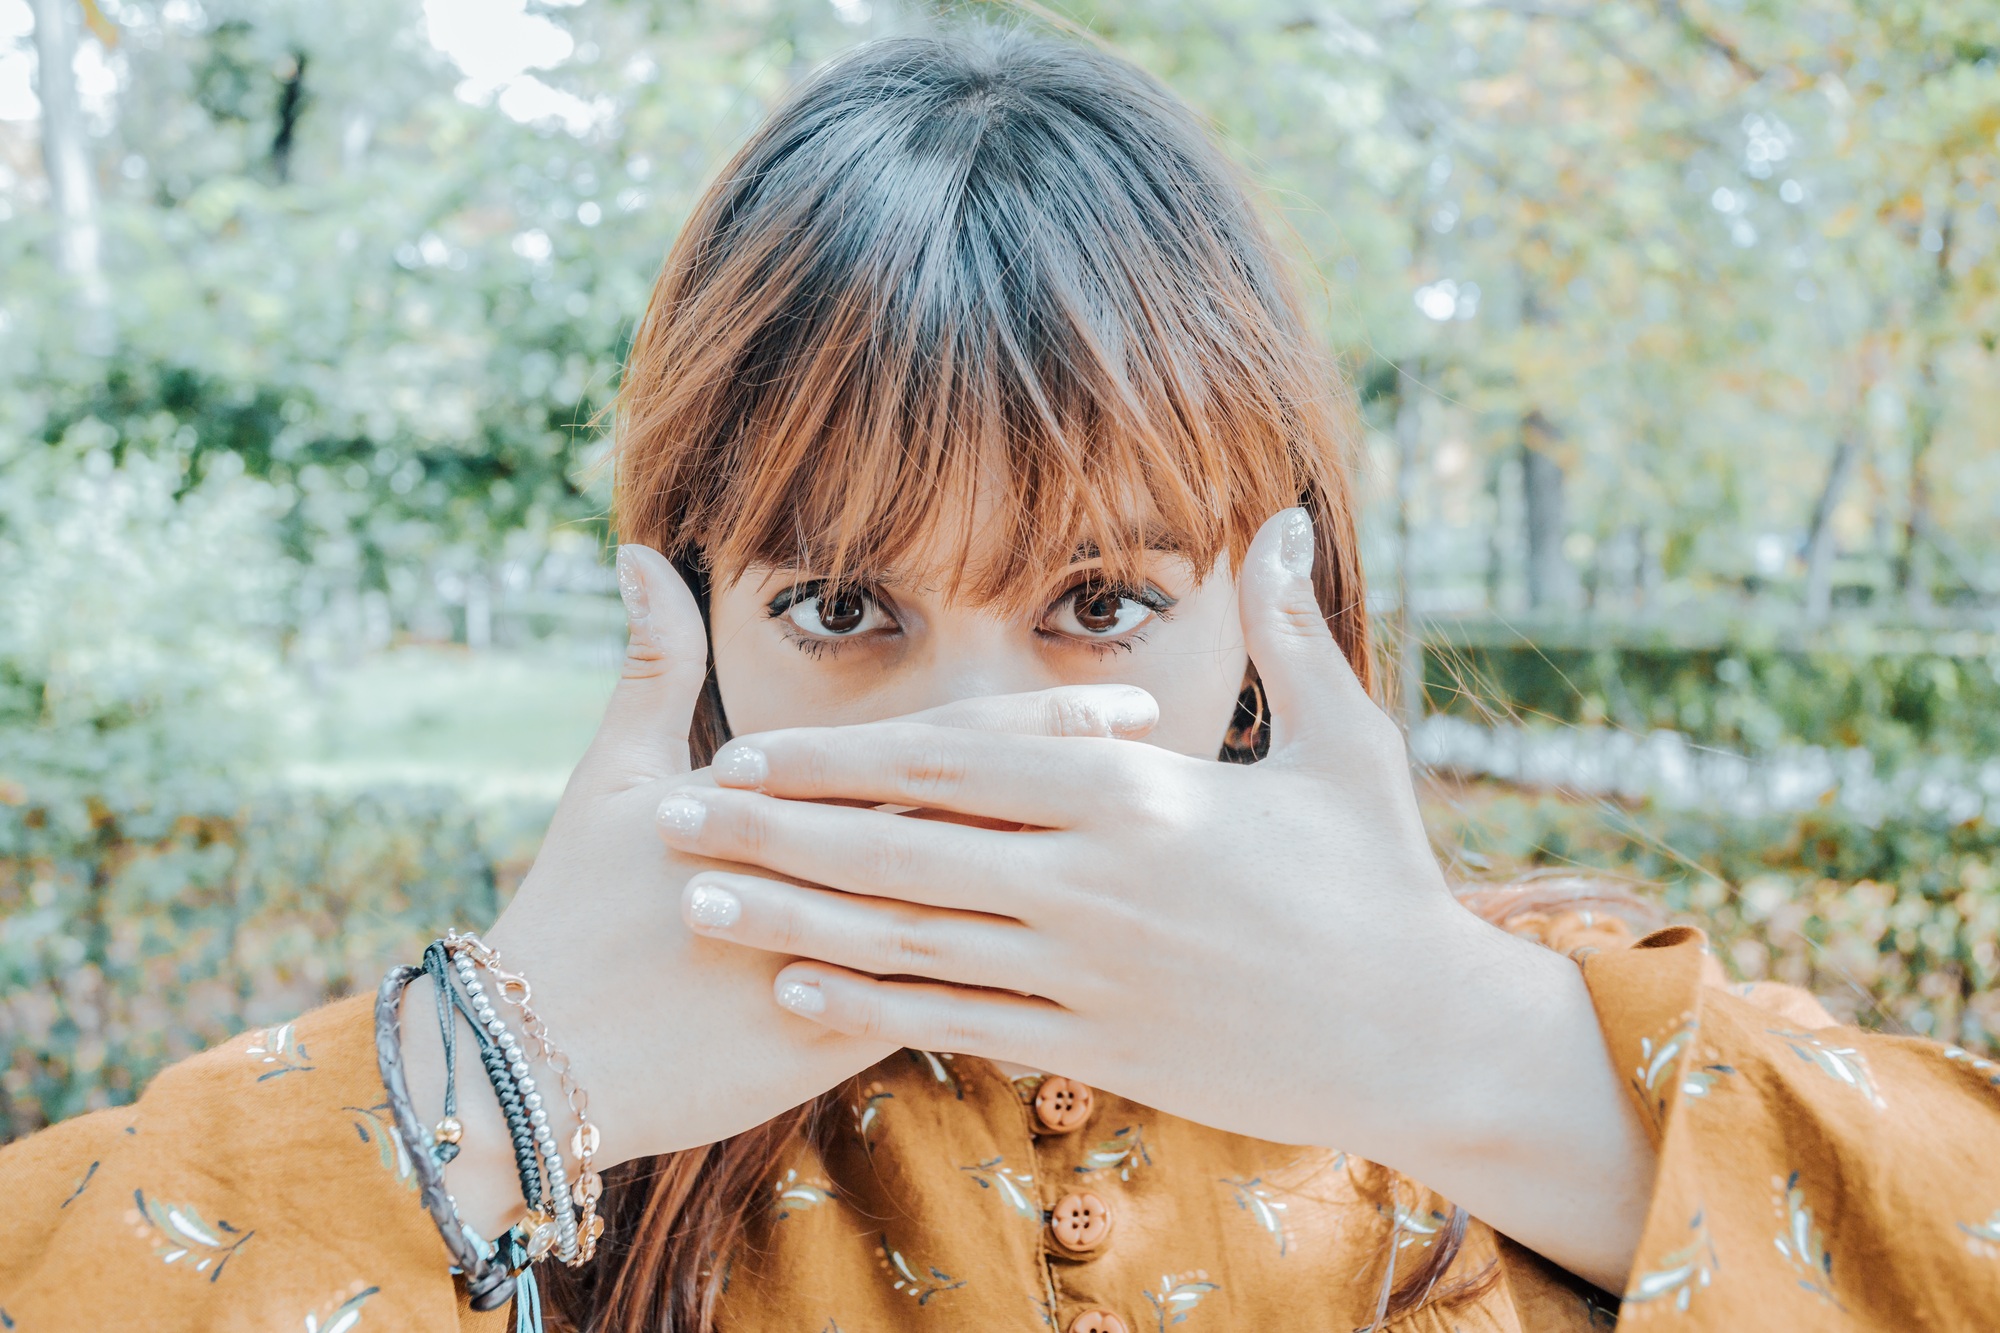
[1219,667,1269,764]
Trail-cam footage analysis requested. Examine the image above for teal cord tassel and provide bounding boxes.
[513,1262,544,1333]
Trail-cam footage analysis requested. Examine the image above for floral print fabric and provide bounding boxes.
[2,909,1997,1330]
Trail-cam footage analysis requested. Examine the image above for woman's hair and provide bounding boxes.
[549,21,1482,1331]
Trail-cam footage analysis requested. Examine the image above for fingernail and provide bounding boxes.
[775,979,825,1015]
[616,546,654,635]
[656,793,708,838]
[713,742,769,787]
[1104,689,1156,738]
[686,883,741,929]
[1278,508,1315,579]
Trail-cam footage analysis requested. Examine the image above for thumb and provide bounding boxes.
[573,544,710,793]
[1239,507,1375,758]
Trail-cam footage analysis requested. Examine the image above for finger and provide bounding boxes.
[573,545,710,794]
[680,871,1038,992]
[709,724,1146,828]
[898,685,1158,739]
[656,786,1044,911]
[770,960,1070,1062]
[1238,507,1389,759]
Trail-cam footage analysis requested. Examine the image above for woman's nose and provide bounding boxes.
[901,624,1057,712]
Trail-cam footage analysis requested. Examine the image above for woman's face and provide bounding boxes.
[708,515,1250,758]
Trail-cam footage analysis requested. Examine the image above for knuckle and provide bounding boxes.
[858,830,921,888]
[798,735,836,792]
[766,898,809,954]
[892,734,967,802]
[730,800,772,857]
[848,997,895,1043]
[935,1012,989,1051]
[877,919,945,971]
[1271,603,1330,642]
[1050,694,1105,738]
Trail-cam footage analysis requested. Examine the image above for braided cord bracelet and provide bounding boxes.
[423,942,546,1214]
[373,963,517,1313]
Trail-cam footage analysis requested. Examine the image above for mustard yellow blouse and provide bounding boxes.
[4,910,1999,1331]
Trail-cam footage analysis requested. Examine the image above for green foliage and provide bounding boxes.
[5,778,1993,1143]
[1430,782,2000,1050]
[1425,630,2000,762]
[0,783,543,1138]
[0,426,301,804]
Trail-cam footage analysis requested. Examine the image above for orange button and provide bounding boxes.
[1033,1076,1095,1134]
[1067,1312,1127,1333]
[1047,1190,1114,1257]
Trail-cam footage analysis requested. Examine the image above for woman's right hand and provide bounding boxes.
[401,545,1157,1241]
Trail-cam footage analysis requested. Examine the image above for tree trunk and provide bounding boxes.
[1803,431,1861,625]
[1519,411,1573,611]
[29,0,107,311]
[1901,351,1941,618]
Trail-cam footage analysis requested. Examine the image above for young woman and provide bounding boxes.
[4,23,1997,1333]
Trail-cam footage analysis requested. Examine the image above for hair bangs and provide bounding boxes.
[613,32,1331,613]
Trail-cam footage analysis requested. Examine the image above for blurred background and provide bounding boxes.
[2,0,1997,1138]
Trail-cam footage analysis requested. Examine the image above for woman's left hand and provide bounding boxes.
[655,508,1654,1291]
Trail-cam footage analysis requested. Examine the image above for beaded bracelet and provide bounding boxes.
[447,930,606,1262]
[423,942,546,1214]
[445,936,589,1264]
[373,963,517,1313]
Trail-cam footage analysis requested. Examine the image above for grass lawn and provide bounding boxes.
[288,645,619,800]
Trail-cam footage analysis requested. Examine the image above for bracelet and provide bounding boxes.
[446,930,605,1262]
[373,964,517,1313]
[422,947,462,1167]
[447,941,581,1264]
[424,942,546,1215]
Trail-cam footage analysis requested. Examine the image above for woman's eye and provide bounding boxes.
[1046,585,1158,638]
[783,586,884,637]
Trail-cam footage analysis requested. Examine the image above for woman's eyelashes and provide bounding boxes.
[764,576,1176,658]
[766,581,896,654]
[1039,579,1176,652]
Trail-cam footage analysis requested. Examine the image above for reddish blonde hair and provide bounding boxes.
[547,24,1487,1331]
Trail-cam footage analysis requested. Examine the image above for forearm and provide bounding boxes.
[1351,911,1655,1294]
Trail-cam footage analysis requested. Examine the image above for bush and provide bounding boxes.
[1427,779,2000,1050]
[0,784,545,1139]
[4,774,1995,1144]
[1424,627,2000,765]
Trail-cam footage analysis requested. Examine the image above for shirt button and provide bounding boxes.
[1033,1076,1095,1134]
[1047,1190,1114,1257]
[1067,1312,1128,1333]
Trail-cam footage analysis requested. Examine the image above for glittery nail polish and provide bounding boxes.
[687,884,741,928]
[713,742,769,787]
[656,794,707,838]
[775,980,825,1015]
[1278,507,1315,579]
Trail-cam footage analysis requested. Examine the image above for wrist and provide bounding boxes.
[398,974,533,1245]
[1364,905,1655,1292]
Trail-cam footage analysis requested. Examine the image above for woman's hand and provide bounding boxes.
[401,545,1164,1244]
[654,511,1656,1292]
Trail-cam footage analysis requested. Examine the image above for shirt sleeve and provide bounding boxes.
[0,991,476,1332]
[1582,924,2000,1327]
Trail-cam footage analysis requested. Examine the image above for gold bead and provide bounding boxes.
[434,1116,464,1145]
